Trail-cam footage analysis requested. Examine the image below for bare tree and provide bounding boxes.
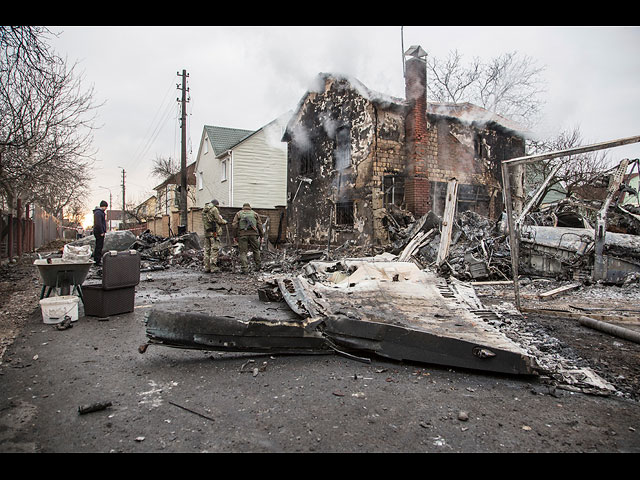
[124,199,147,225]
[30,154,92,218]
[426,49,618,206]
[0,26,99,215]
[150,155,179,179]
[427,50,482,105]
[427,50,546,128]
[67,199,86,226]
[526,125,613,201]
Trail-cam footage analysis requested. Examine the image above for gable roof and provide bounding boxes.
[282,73,407,142]
[204,125,255,157]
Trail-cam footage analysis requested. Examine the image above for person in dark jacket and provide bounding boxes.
[93,200,108,266]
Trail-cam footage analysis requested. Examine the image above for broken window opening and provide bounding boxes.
[431,181,490,216]
[174,186,180,207]
[335,201,354,226]
[334,126,351,171]
[474,135,489,159]
[383,175,405,207]
[300,150,315,176]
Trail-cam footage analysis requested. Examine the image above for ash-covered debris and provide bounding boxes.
[383,204,419,247]
[377,197,640,285]
[69,230,137,252]
[130,230,204,270]
[381,207,513,282]
[484,302,617,397]
[440,211,513,281]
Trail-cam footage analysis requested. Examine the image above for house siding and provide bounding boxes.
[194,119,288,210]
[195,134,231,208]
[231,125,287,209]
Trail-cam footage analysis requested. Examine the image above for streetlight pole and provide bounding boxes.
[117,167,126,229]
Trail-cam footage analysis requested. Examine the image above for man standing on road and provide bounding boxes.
[202,199,227,273]
[232,203,263,274]
[93,200,108,266]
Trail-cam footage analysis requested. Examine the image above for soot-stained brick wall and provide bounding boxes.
[284,67,526,247]
[427,116,526,218]
[285,74,407,246]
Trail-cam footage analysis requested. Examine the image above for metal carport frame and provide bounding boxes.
[501,134,640,310]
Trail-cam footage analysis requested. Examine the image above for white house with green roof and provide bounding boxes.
[194,113,290,209]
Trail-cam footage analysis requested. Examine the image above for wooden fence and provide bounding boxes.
[1,202,70,260]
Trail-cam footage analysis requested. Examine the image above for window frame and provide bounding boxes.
[335,200,354,226]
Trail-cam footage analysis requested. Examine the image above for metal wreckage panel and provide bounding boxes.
[143,294,329,355]
[143,261,537,375]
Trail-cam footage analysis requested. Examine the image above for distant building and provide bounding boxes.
[142,162,197,236]
[153,162,197,217]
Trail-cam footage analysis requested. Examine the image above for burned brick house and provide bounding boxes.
[282,46,527,247]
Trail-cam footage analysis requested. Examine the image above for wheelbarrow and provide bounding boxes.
[34,258,93,302]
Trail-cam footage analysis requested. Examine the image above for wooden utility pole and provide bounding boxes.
[121,169,126,228]
[177,69,189,229]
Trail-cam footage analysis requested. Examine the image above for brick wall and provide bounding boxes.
[404,56,435,216]
[371,112,406,188]
[427,119,479,185]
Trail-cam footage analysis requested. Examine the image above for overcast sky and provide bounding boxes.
[47,25,640,226]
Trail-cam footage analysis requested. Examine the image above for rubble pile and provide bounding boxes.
[126,230,293,273]
[379,194,640,285]
[383,208,513,282]
[437,211,512,281]
[71,185,640,286]
[522,198,640,236]
[129,231,204,270]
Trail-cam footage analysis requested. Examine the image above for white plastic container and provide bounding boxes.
[39,295,80,324]
[62,244,93,262]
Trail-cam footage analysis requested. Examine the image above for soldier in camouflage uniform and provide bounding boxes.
[232,203,263,273]
[202,199,227,273]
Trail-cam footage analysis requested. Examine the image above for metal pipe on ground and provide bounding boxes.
[578,316,640,344]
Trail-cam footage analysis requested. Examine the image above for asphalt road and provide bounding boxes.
[1,267,639,453]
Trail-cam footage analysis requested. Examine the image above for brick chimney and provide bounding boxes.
[403,46,432,217]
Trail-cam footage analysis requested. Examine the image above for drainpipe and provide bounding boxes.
[228,150,233,207]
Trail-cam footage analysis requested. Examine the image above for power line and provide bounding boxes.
[131,79,177,165]
[135,100,178,165]
[133,79,175,158]
[134,98,177,165]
